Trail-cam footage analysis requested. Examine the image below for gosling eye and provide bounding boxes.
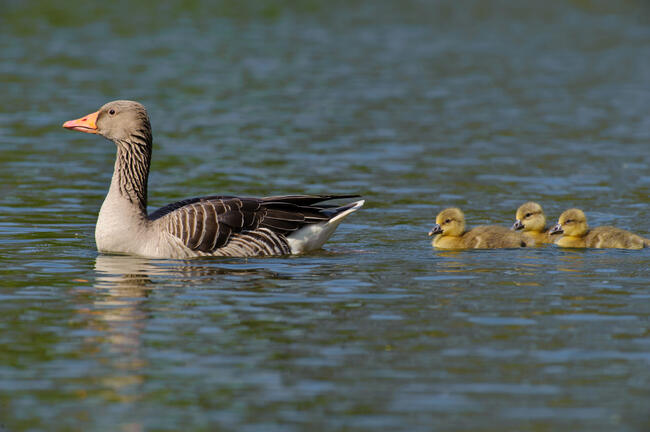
[108,109,116,115]
[564,219,572,224]
[444,218,451,224]
[525,212,532,218]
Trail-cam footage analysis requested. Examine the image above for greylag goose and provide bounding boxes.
[512,201,553,244]
[63,100,363,258]
[550,208,649,249]
[429,207,533,249]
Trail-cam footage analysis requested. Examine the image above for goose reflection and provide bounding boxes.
[94,254,286,288]
[78,255,156,405]
[88,255,287,403]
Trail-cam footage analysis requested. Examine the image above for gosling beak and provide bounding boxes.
[63,110,99,134]
[512,219,524,230]
[549,223,563,235]
[428,224,442,236]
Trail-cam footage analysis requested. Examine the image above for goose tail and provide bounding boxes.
[287,200,364,253]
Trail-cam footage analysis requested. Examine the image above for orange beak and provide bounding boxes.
[62,110,99,134]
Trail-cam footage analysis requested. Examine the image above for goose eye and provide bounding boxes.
[109,109,116,115]
[525,213,531,218]
[444,218,451,224]
[565,219,572,224]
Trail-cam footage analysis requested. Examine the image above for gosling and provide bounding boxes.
[550,208,650,249]
[429,207,533,249]
[512,201,553,244]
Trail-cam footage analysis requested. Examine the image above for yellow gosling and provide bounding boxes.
[429,208,533,249]
[550,208,650,249]
[512,201,553,244]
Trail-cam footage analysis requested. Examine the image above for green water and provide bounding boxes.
[1,0,649,430]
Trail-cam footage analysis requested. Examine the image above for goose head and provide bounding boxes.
[550,208,588,237]
[63,100,151,143]
[429,207,465,237]
[513,201,546,232]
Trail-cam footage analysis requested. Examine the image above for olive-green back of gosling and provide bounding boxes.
[464,225,532,249]
[557,226,649,249]
[551,208,650,249]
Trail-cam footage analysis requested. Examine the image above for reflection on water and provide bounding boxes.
[555,250,589,275]
[87,255,296,406]
[94,255,290,287]
[83,256,155,404]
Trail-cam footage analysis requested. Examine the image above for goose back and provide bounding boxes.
[150,194,360,256]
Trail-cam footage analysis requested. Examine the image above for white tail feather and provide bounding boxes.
[287,200,364,253]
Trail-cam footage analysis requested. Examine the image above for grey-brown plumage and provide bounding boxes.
[151,194,358,256]
[63,100,363,258]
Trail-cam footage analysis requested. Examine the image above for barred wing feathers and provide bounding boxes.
[150,194,361,256]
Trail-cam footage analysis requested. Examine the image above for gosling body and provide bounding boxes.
[429,208,532,249]
[550,208,650,249]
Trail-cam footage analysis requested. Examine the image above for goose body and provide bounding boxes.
[512,201,553,244]
[64,100,363,259]
[429,208,532,249]
[550,208,649,249]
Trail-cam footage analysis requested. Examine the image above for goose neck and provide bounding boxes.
[111,137,152,215]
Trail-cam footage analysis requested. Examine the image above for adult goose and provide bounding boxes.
[429,207,533,249]
[550,208,649,249]
[63,100,363,258]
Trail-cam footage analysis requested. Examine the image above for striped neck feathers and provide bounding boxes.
[113,131,152,213]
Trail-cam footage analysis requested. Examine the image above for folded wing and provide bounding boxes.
[150,194,359,256]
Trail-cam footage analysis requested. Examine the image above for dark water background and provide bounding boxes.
[1,0,649,430]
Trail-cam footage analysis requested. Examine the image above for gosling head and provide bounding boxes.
[550,208,588,237]
[428,207,466,237]
[512,201,546,232]
[63,100,151,143]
